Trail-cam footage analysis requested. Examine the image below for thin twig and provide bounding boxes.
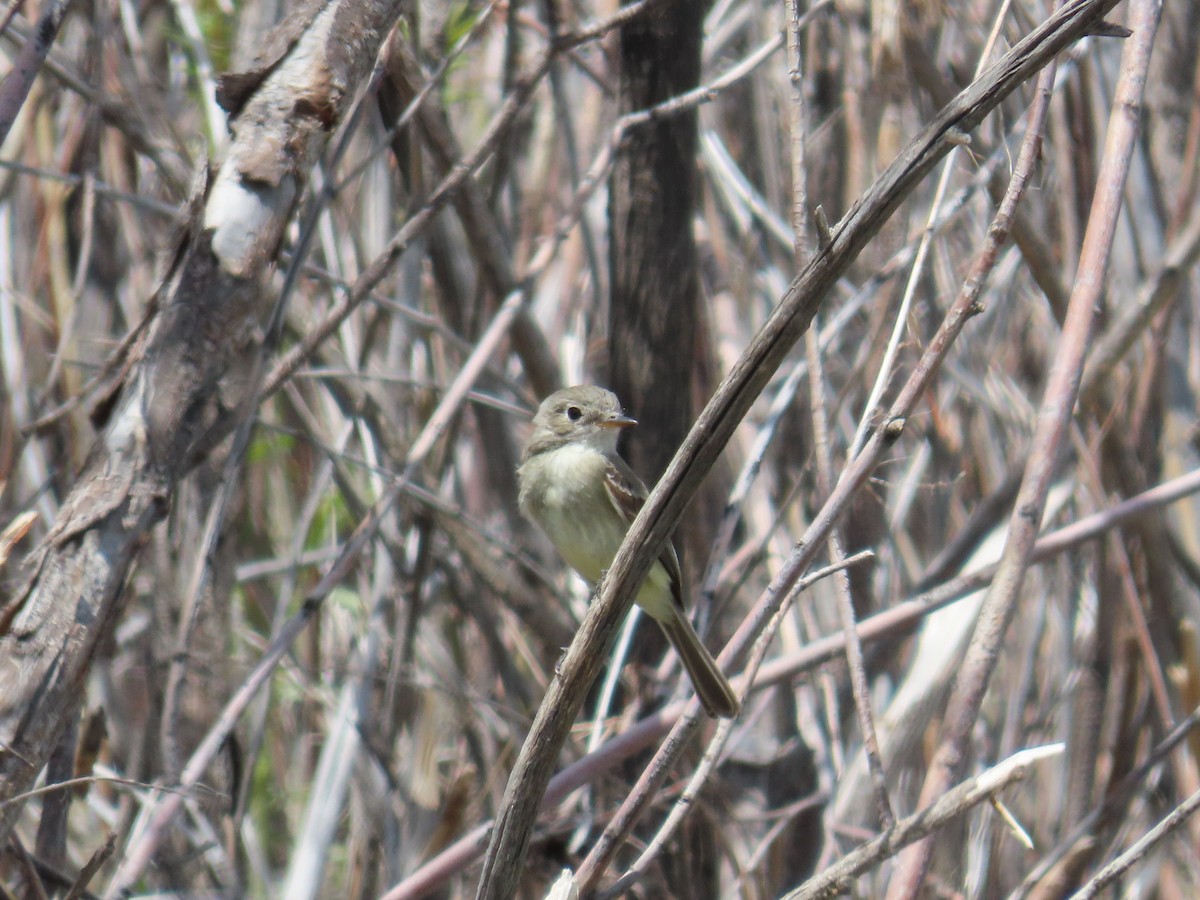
[787,745,1064,899]
[1068,786,1200,899]
[887,3,1161,894]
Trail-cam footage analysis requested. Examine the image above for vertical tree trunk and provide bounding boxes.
[607,0,710,485]
[605,6,721,892]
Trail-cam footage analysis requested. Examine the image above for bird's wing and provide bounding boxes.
[602,453,687,606]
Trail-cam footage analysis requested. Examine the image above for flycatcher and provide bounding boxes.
[517,385,739,718]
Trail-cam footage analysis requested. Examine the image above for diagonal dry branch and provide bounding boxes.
[473,1,1125,896]
[0,0,407,842]
[382,460,1200,898]
[0,0,667,861]
[788,745,1066,900]
[2,0,1188,894]
[887,0,1160,894]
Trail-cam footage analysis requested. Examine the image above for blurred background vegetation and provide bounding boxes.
[2,0,1200,896]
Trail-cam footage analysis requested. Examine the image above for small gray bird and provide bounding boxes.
[517,385,739,718]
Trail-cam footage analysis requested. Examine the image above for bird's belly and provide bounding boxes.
[522,446,626,583]
[520,445,675,614]
[535,488,625,583]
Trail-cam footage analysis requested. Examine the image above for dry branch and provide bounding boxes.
[475,2,1124,896]
[6,0,1196,895]
[0,0,407,845]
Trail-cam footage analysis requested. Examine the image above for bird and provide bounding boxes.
[516,385,739,718]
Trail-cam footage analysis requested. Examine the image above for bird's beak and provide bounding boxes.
[600,413,637,429]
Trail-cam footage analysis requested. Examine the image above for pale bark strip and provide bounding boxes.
[0,0,406,845]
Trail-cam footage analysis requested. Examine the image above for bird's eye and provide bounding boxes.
[566,405,583,422]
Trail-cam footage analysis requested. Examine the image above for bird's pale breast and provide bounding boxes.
[518,443,675,620]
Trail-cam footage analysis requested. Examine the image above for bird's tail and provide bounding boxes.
[657,610,740,719]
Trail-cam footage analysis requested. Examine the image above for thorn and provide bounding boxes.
[1087,20,1133,38]
[815,206,833,251]
[991,797,1035,850]
[882,417,906,443]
